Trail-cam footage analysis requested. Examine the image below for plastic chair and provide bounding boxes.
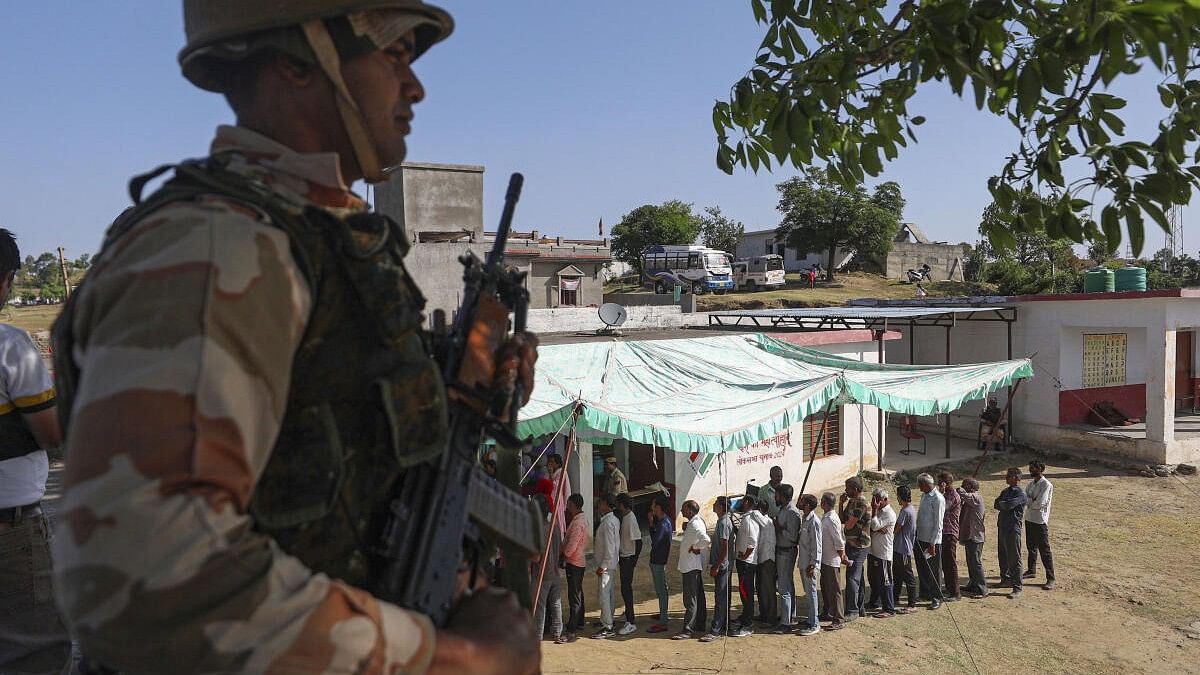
[900,416,926,455]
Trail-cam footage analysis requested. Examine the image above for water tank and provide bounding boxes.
[1114,266,1147,292]
[1084,268,1115,293]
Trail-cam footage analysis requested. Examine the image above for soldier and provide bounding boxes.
[602,456,627,495]
[50,2,539,674]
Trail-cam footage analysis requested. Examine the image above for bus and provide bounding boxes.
[732,254,785,290]
[641,245,734,295]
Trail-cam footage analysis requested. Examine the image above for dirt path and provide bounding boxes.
[541,454,1200,674]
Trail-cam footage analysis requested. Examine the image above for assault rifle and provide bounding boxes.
[371,174,544,625]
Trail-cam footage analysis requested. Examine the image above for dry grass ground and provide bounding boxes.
[605,273,997,311]
[541,452,1200,674]
[0,303,62,334]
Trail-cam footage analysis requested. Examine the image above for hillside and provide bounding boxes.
[605,272,998,311]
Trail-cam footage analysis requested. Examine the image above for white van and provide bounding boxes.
[732,254,786,290]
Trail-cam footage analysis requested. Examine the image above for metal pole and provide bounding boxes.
[57,247,71,299]
[945,324,952,459]
[876,330,885,471]
[1006,317,1014,444]
[909,321,916,365]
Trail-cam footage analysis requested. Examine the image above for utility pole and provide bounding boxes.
[57,246,71,300]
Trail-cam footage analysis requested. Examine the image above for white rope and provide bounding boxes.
[520,409,577,482]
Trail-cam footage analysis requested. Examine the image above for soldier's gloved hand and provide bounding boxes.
[495,331,539,405]
[431,586,540,674]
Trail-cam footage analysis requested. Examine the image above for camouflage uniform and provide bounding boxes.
[52,126,441,674]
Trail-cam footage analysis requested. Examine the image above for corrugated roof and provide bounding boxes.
[711,306,1002,319]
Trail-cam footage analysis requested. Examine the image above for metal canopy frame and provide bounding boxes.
[707,305,1019,466]
[706,306,1016,331]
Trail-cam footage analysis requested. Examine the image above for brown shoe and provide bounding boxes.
[826,621,845,631]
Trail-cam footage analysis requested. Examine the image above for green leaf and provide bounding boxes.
[911,115,926,125]
[1038,53,1067,96]
[1100,206,1122,252]
[1126,208,1145,256]
[1016,63,1041,119]
[716,144,734,174]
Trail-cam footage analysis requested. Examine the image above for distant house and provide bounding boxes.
[882,223,967,281]
[734,228,853,272]
[374,162,610,318]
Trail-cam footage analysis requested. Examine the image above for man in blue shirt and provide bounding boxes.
[892,485,919,612]
[994,467,1030,598]
[647,494,674,633]
[914,473,945,610]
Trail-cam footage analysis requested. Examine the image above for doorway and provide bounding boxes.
[1177,330,1195,412]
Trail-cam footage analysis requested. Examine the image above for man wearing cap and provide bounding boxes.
[50,2,539,674]
[603,456,628,496]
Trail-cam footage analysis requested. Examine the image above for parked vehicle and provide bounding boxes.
[641,245,734,295]
[732,254,785,290]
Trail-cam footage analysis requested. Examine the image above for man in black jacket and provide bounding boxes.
[994,467,1030,599]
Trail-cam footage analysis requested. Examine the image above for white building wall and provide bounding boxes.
[886,296,1200,464]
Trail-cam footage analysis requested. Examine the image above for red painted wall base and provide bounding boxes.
[1059,384,1147,426]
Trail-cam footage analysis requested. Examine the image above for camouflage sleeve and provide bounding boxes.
[52,199,436,674]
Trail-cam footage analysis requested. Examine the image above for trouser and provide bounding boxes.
[681,570,707,634]
[819,565,844,623]
[756,558,777,623]
[598,569,616,629]
[941,534,960,598]
[565,563,586,631]
[0,513,71,673]
[533,569,563,639]
[892,553,918,607]
[867,555,895,612]
[736,559,758,625]
[776,548,797,626]
[711,566,731,635]
[649,563,669,625]
[998,528,1023,591]
[800,567,820,629]
[915,540,942,601]
[844,546,868,616]
[1025,522,1056,581]
[963,542,988,596]
[619,554,638,624]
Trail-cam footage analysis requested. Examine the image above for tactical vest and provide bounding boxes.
[53,155,448,587]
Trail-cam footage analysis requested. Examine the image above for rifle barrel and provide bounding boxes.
[486,173,524,268]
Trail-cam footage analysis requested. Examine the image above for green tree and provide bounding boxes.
[975,199,1082,294]
[697,206,745,256]
[713,0,1200,256]
[775,168,904,281]
[610,200,702,272]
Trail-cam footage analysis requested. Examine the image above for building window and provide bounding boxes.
[776,243,786,258]
[1082,333,1127,388]
[803,406,842,458]
[765,239,773,256]
[559,277,581,306]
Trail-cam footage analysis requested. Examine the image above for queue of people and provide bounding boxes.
[531,460,1056,644]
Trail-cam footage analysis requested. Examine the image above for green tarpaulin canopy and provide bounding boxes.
[518,333,1031,454]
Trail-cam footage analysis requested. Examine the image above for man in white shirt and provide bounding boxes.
[915,473,946,610]
[819,492,848,630]
[675,500,711,640]
[797,494,823,636]
[592,494,621,639]
[616,492,643,635]
[733,496,761,637]
[867,488,898,618]
[752,499,777,627]
[0,229,71,673]
[1024,460,1056,590]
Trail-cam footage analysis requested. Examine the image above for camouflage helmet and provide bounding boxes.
[179,0,453,92]
[179,0,453,184]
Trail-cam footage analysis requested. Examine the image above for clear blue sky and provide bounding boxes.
[0,1,1192,260]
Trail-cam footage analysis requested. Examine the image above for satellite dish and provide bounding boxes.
[597,303,628,334]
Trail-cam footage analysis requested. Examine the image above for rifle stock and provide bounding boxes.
[372,173,543,625]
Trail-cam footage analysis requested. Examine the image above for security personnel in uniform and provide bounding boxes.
[50,2,538,673]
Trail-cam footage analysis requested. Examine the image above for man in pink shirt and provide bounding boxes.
[560,493,589,643]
